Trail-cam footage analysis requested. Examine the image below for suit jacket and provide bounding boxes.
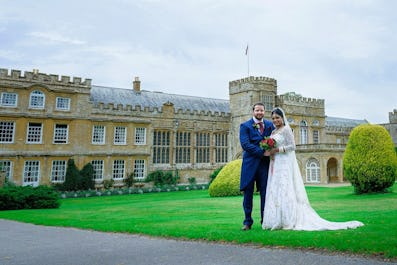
[239,118,275,191]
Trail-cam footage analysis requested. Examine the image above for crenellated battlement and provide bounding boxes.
[278,92,324,107]
[92,101,230,118]
[229,76,277,86]
[0,68,91,87]
[389,109,397,123]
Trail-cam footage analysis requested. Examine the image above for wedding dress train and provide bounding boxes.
[262,126,364,231]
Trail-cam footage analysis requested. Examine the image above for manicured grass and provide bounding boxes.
[0,184,396,260]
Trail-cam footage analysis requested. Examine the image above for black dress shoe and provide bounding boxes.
[241,224,252,230]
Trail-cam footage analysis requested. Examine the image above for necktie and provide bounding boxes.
[258,122,264,134]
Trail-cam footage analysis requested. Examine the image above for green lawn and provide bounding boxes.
[0,184,396,260]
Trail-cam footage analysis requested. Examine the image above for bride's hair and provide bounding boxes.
[271,107,289,127]
[271,107,284,118]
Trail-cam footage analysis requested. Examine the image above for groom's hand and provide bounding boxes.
[264,151,271,156]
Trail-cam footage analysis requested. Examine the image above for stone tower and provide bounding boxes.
[229,76,277,159]
[387,109,397,146]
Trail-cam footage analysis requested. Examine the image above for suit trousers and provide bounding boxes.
[242,159,269,226]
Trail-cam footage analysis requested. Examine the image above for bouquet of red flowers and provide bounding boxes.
[259,136,277,150]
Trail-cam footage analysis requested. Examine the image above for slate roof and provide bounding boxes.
[90,85,230,114]
[90,86,367,128]
[325,116,368,127]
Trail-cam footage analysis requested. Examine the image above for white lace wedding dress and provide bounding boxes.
[262,125,364,231]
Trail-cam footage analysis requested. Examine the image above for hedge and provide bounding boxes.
[0,185,60,210]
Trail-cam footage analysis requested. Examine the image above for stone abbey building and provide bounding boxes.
[0,68,395,187]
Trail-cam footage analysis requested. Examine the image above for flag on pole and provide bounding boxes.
[245,45,249,55]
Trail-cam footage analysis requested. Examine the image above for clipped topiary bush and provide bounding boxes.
[208,159,242,197]
[343,124,397,194]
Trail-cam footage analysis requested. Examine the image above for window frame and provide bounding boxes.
[300,120,308,145]
[262,95,274,111]
[0,121,15,143]
[91,160,104,181]
[135,127,146,145]
[29,90,45,109]
[92,125,106,145]
[1,92,18,107]
[51,160,67,183]
[152,130,170,164]
[133,159,146,180]
[313,130,319,144]
[112,160,125,180]
[114,126,127,145]
[196,132,210,164]
[23,160,40,186]
[0,160,13,182]
[176,131,191,164]
[215,133,228,163]
[55,97,71,111]
[26,122,43,144]
[53,124,69,144]
[305,158,321,183]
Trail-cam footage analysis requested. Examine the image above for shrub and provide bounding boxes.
[343,124,397,194]
[80,163,95,190]
[0,185,60,210]
[146,170,179,187]
[62,159,81,191]
[209,166,224,184]
[208,159,242,197]
[124,172,136,187]
[103,179,114,189]
[188,177,196,185]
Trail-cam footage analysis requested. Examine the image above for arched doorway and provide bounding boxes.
[327,158,338,183]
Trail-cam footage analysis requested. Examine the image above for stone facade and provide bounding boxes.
[0,68,395,187]
[383,109,397,146]
[0,69,230,187]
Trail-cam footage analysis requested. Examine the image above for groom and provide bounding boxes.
[239,102,275,230]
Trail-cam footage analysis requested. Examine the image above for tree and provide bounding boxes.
[343,124,397,194]
[80,163,95,190]
[62,159,81,191]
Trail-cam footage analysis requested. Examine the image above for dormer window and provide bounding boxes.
[29,90,45,109]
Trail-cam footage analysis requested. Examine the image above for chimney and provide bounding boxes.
[133,77,141,92]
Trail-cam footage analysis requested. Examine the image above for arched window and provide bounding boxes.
[29,90,45,109]
[300,120,308,144]
[306,158,320,183]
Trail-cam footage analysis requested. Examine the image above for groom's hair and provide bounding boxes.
[252,102,265,110]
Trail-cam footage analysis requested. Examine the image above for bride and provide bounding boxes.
[262,107,364,231]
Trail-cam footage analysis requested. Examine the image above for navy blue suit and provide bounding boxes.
[239,118,275,226]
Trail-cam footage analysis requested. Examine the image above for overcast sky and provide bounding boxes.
[1,0,396,124]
